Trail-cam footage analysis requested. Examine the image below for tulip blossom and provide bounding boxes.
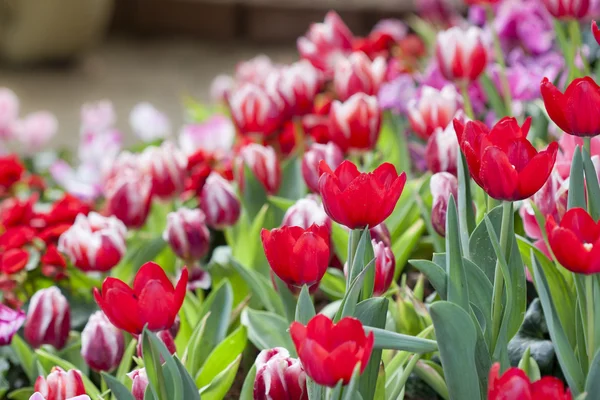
[301,142,344,192]
[81,311,124,371]
[543,0,589,19]
[546,207,600,274]
[139,141,187,199]
[333,52,386,100]
[186,267,212,291]
[488,363,572,400]
[129,102,171,142]
[0,88,19,139]
[1,248,29,274]
[13,111,58,152]
[0,303,26,345]
[266,60,321,116]
[104,168,153,228]
[228,83,284,137]
[24,287,71,349]
[372,239,395,296]
[594,21,600,45]
[29,393,89,400]
[0,154,24,193]
[329,93,382,152]
[282,196,331,231]
[297,11,354,77]
[58,212,127,272]
[200,172,241,229]
[94,262,188,334]
[34,367,87,400]
[128,369,149,400]
[178,115,235,157]
[436,26,488,83]
[370,223,392,247]
[40,245,68,280]
[430,172,459,237]
[425,121,460,175]
[408,85,461,140]
[290,314,374,387]
[163,208,211,261]
[319,160,407,229]
[541,77,600,137]
[261,224,330,288]
[253,347,308,400]
[238,144,282,195]
[454,117,558,201]
[235,55,275,85]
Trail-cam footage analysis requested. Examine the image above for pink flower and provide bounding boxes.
[333,52,386,100]
[228,83,284,137]
[13,111,57,152]
[178,115,235,157]
[210,74,234,103]
[266,60,322,116]
[408,85,461,140]
[373,239,395,296]
[436,26,488,83]
[129,102,171,142]
[253,347,308,400]
[200,172,241,228]
[139,141,187,199]
[282,196,331,231]
[104,167,153,229]
[128,369,149,400]
[34,367,87,400]
[235,55,276,85]
[81,311,124,371]
[302,142,344,192]
[0,303,25,345]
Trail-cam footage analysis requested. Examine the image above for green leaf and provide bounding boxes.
[377,113,411,175]
[364,327,438,353]
[7,388,35,400]
[335,259,375,322]
[199,355,242,400]
[295,285,316,324]
[230,258,284,315]
[102,372,136,400]
[346,228,371,287]
[457,152,476,256]
[111,236,167,283]
[355,298,387,400]
[445,196,469,312]
[116,338,137,385]
[532,252,585,395]
[197,326,247,387]
[582,147,600,220]
[409,259,447,299]
[431,301,482,400]
[241,164,268,220]
[414,360,449,400]
[342,365,363,400]
[174,357,201,400]
[277,156,305,200]
[518,347,541,382]
[10,335,37,382]
[185,314,209,374]
[319,268,346,300]
[568,146,586,210]
[242,309,295,354]
[147,330,184,400]
[463,258,493,345]
[392,219,426,280]
[585,349,600,395]
[141,330,169,400]
[239,364,257,400]
[331,223,349,265]
[268,196,296,212]
[479,74,508,118]
[274,275,297,323]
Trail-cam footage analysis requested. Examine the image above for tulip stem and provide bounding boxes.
[486,6,513,116]
[396,353,423,392]
[554,20,578,82]
[586,275,595,363]
[490,201,513,354]
[346,229,362,287]
[460,84,474,119]
[568,20,591,77]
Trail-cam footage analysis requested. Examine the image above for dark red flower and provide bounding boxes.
[0,155,24,194]
[0,248,28,274]
[36,194,92,229]
[488,363,572,400]
[40,245,67,280]
[593,21,600,46]
[0,195,36,228]
[94,262,188,334]
[261,224,330,288]
[541,77,600,137]
[543,0,589,19]
[0,226,35,250]
[454,117,558,201]
[318,160,407,229]
[546,207,600,274]
[290,314,374,387]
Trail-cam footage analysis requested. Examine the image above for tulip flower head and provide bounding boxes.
[200,172,241,229]
[543,0,589,19]
[436,26,488,84]
[430,172,459,237]
[425,119,461,175]
[328,93,382,152]
[301,142,344,193]
[488,363,572,400]
[81,311,124,371]
[593,21,600,46]
[408,85,461,140]
[0,303,25,345]
[238,144,282,195]
[228,83,284,137]
[253,347,308,400]
[282,196,331,231]
[24,287,70,349]
[163,208,211,262]
[333,52,386,100]
[128,369,149,400]
[139,141,187,199]
[34,367,86,400]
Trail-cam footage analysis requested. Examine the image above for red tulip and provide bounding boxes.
[104,168,153,228]
[430,172,458,237]
[333,52,386,101]
[25,287,71,349]
[254,347,308,400]
[282,196,331,231]
[290,314,374,387]
[94,262,188,334]
[235,55,275,86]
[81,311,124,371]
[408,85,461,140]
[229,83,284,137]
[58,212,127,272]
[0,248,28,274]
[266,60,321,116]
[128,369,148,400]
[261,224,330,288]
[488,363,572,400]
[0,226,35,250]
[464,0,500,4]
[546,207,600,274]
[40,245,68,280]
[372,239,395,296]
[0,303,25,345]
[329,93,382,152]
[593,21,600,45]
[302,142,344,193]
[436,27,488,83]
[541,77,600,137]
[454,117,558,201]
[0,195,36,228]
[319,160,407,229]
[139,141,187,199]
[0,154,24,194]
[200,172,241,228]
[238,144,282,195]
[163,208,210,261]
[34,367,86,400]
[543,0,589,19]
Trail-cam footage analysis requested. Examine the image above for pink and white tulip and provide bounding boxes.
[128,369,149,400]
[329,93,381,152]
[436,26,488,83]
[373,239,395,296]
[229,83,284,137]
[81,311,124,371]
[139,141,187,199]
[24,287,70,349]
[163,208,211,261]
[0,303,25,345]
[333,52,386,100]
[200,172,241,228]
[425,118,461,175]
[408,85,461,140]
[34,367,86,400]
[104,167,153,228]
[430,172,458,237]
[282,196,331,231]
[253,347,308,400]
[238,144,282,195]
[13,111,58,152]
[301,142,344,192]
[266,60,321,116]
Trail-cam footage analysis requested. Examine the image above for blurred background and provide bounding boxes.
[0,0,417,148]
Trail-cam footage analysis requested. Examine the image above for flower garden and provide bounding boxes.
[1,0,600,399]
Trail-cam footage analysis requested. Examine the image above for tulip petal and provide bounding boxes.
[530,377,568,398]
[300,338,338,387]
[371,163,399,187]
[173,267,188,313]
[480,146,519,200]
[541,78,570,133]
[133,262,173,296]
[559,207,600,243]
[548,227,590,274]
[334,160,361,190]
[306,314,334,350]
[565,77,600,136]
[137,280,175,331]
[290,321,308,351]
[517,144,557,199]
[324,341,361,384]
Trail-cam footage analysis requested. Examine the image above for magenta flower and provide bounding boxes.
[0,303,25,345]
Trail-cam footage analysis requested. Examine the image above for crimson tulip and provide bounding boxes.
[139,141,187,199]
[543,0,589,19]
[34,367,86,400]
[333,52,386,100]
[25,287,71,349]
[253,347,308,400]
[408,85,461,140]
[454,117,558,201]
[541,77,600,137]
[0,154,24,193]
[81,311,124,371]
[94,262,188,334]
[594,21,600,45]
[104,167,153,229]
[319,160,407,229]
[290,314,374,387]
[436,27,487,83]
[261,224,330,288]
[228,83,284,137]
[546,207,600,274]
[302,142,344,193]
[329,93,382,152]
[0,303,25,345]
[488,363,572,400]
[200,172,241,228]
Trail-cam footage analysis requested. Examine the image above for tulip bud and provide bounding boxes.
[139,141,187,199]
[329,93,382,152]
[238,144,282,195]
[210,74,234,103]
[235,55,275,85]
[282,196,331,231]
[81,311,124,371]
[425,120,460,175]
[301,142,344,192]
[253,347,308,400]
[129,103,171,143]
[178,115,235,158]
[200,172,241,228]
[128,369,149,400]
[34,367,86,400]
[104,168,153,229]
[228,83,284,137]
[0,88,19,140]
[543,0,589,19]
[25,287,70,349]
[0,303,26,345]
[593,21,600,46]
[58,212,127,272]
[136,329,176,360]
[408,85,461,140]
[333,52,386,100]
[436,26,488,83]
[266,60,321,116]
[13,111,58,153]
[163,208,210,261]
[186,267,212,291]
[373,239,395,296]
[370,223,391,247]
[430,172,458,237]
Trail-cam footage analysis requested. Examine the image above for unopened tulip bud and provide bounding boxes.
[329,93,382,152]
[238,144,282,195]
[425,119,460,175]
[430,172,458,236]
[253,347,308,400]
[163,208,211,261]
[282,196,331,231]
[373,239,395,296]
[139,141,187,199]
[25,287,70,349]
[301,142,344,192]
[436,27,488,84]
[128,369,149,400]
[408,85,461,140]
[200,172,241,228]
[81,311,124,371]
[333,52,386,100]
[34,367,86,400]
[104,167,153,228]
[370,223,391,248]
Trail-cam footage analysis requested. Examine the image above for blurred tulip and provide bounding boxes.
[0,303,25,345]
[408,85,461,140]
[488,363,572,400]
[238,144,282,195]
[186,266,212,291]
[13,111,58,152]
[329,93,382,152]
[178,115,235,157]
[81,311,124,371]
[40,245,68,281]
[254,347,308,400]
[129,102,171,142]
[29,392,89,400]
[200,172,241,229]
[58,212,127,272]
[128,369,149,400]
[282,196,331,231]
[235,55,275,85]
[430,172,458,237]
[139,141,187,199]
[267,60,321,116]
[229,83,284,137]
[594,21,600,45]
[104,168,153,229]
[0,88,19,139]
[210,74,234,103]
[25,287,70,349]
[302,142,344,192]
[0,154,24,194]
[334,52,386,100]
[0,248,29,274]
[436,26,488,83]
[370,223,391,247]
[163,208,210,261]
[543,0,589,19]
[80,100,116,133]
[425,119,460,175]
[34,367,86,400]
[372,239,395,296]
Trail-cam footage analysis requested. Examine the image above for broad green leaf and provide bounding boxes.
[364,327,438,353]
[239,364,257,400]
[355,298,387,400]
[241,164,268,220]
[115,338,137,386]
[197,327,247,387]
[7,388,35,400]
[392,219,426,280]
[229,258,284,315]
[457,152,476,256]
[242,309,295,354]
[147,330,184,400]
[102,372,136,400]
[174,357,201,400]
[479,74,507,118]
[517,348,541,382]
[199,355,242,400]
[335,259,375,322]
[331,223,349,264]
[342,365,363,400]
[346,228,371,287]
[463,258,493,345]
[409,259,447,299]
[277,156,305,200]
[295,285,316,324]
[414,360,449,400]
[268,196,296,212]
[319,268,346,300]
[274,275,297,323]
[377,113,410,175]
[582,147,600,220]
[568,147,586,210]
[10,335,37,382]
[445,196,469,312]
[141,330,169,400]
[585,349,600,395]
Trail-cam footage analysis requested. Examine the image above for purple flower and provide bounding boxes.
[468,5,487,27]
[377,74,416,115]
[495,0,554,55]
[0,303,26,345]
